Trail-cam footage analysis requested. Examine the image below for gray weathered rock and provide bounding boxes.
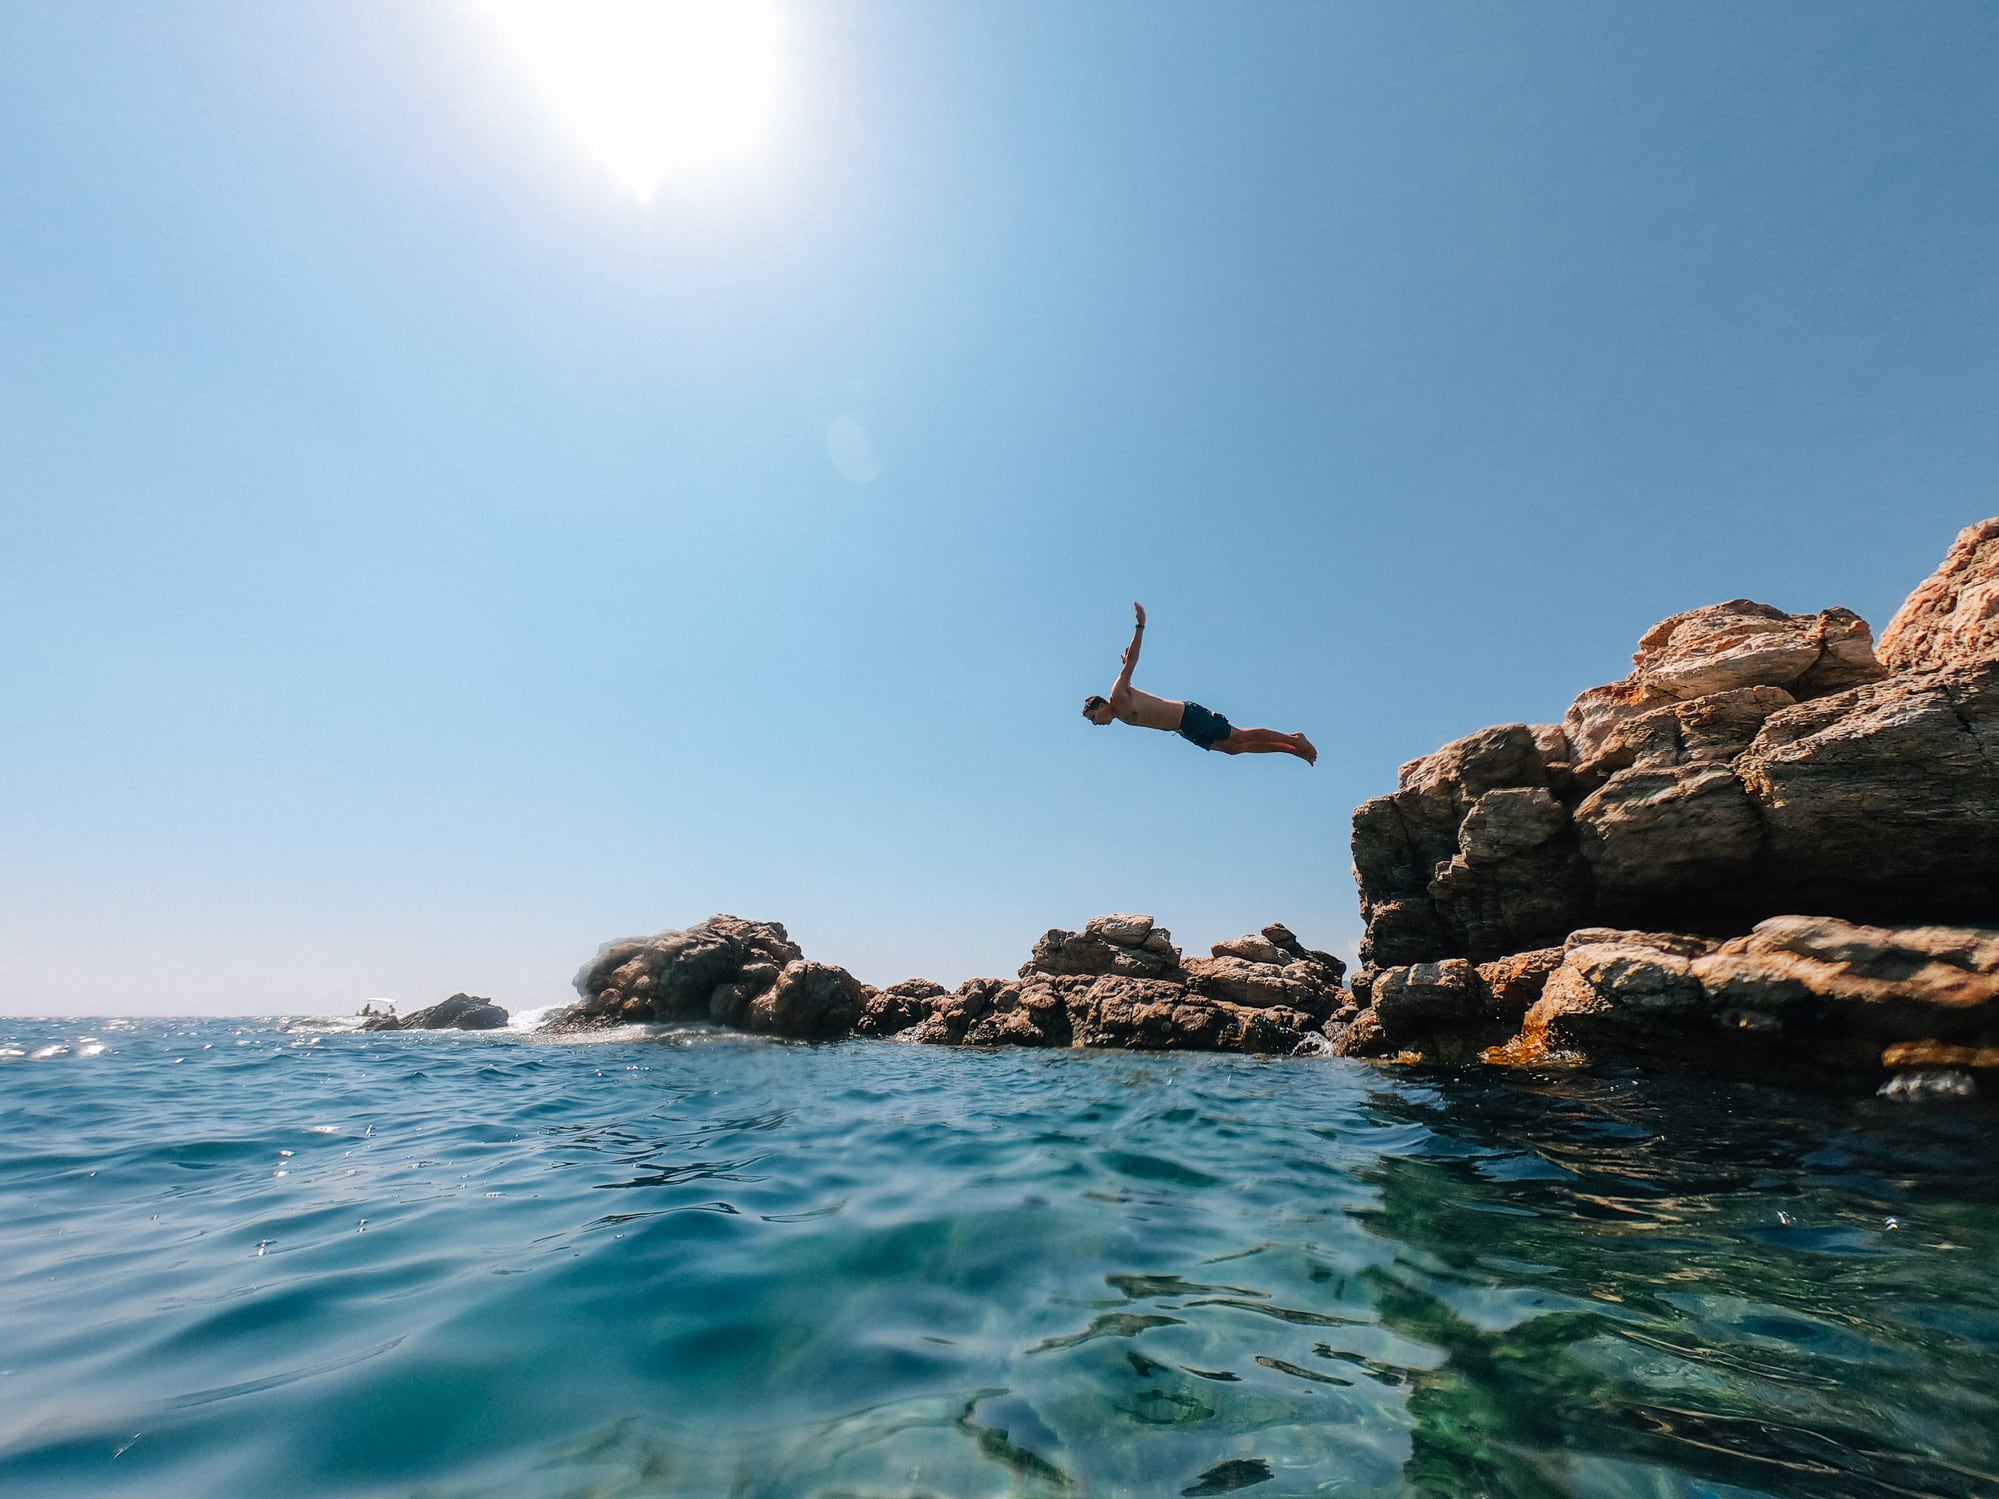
[1024,919,1182,980]
[1088,912,1156,945]
[1373,959,1479,1037]
[856,979,946,1038]
[1573,764,1763,904]
[552,912,1342,1057]
[1736,663,1999,919]
[363,993,508,1031]
[552,915,866,1041]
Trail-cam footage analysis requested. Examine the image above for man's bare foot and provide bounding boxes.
[1293,734,1318,766]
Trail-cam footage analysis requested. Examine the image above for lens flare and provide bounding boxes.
[482,0,781,199]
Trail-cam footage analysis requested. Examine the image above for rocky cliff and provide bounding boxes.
[539,519,1999,1094]
[1338,517,1999,1091]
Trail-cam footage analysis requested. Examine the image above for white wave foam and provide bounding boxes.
[533,1020,775,1048]
[287,1014,370,1034]
[505,1003,568,1033]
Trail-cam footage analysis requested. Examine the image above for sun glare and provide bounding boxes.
[482,0,781,200]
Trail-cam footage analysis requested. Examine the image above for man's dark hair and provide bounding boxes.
[1082,695,1109,718]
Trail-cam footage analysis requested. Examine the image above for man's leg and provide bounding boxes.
[1219,727,1317,764]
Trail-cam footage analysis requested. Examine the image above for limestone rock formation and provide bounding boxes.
[1341,517,1999,1090]
[363,993,509,1031]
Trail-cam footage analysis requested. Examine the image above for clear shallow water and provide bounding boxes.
[1,1020,1995,1499]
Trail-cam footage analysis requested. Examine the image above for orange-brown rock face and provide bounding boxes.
[1634,601,1886,700]
[1342,518,1999,1091]
[1879,517,1999,673]
[1507,917,1999,1085]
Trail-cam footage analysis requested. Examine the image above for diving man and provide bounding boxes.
[1082,603,1317,764]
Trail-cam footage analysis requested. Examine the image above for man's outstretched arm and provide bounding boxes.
[1114,601,1146,695]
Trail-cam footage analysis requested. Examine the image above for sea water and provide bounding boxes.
[1,1018,1995,1498]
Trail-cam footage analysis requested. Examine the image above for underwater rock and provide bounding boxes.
[1879,1068,1979,1101]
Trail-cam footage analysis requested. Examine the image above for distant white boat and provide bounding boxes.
[356,999,399,1018]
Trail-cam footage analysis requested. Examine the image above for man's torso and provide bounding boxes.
[1113,685,1184,732]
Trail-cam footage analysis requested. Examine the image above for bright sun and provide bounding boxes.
[482,0,781,200]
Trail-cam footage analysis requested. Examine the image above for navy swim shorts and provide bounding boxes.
[1177,701,1233,751]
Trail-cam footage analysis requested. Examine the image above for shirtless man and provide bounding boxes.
[1082,603,1317,764]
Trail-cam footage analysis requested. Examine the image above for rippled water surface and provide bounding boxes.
[2,1019,1996,1497]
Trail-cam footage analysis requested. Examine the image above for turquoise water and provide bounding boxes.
[2,1020,1996,1498]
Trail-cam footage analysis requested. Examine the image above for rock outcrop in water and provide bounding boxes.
[551,912,1345,1055]
[1339,518,1999,1093]
[891,913,1345,1054]
[556,915,867,1040]
[528,520,1999,1093]
[363,993,509,1031]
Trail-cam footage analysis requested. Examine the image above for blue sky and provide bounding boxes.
[3,2,1995,1015]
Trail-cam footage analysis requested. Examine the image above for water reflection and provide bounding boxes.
[3,1025,1997,1498]
[1351,1070,1999,1496]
